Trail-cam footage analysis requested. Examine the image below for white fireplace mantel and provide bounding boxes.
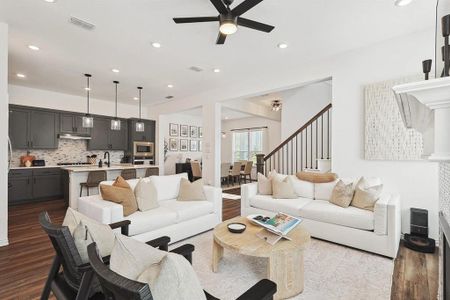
[393,77,450,162]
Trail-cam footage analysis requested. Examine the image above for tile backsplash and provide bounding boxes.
[11,139,124,167]
[440,163,450,217]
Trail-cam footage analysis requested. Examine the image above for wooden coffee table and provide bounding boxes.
[212,216,311,300]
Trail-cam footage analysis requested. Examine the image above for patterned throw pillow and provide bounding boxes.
[329,180,354,208]
[351,177,383,211]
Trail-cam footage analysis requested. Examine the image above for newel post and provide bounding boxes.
[256,154,265,175]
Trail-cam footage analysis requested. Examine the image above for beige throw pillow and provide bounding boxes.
[257,173,272,195]
[100,176,138,216]
[272,177,297,199]
[177,178,206,201]
[110,234,166,281]
[63,208,115,262]
[296,171,338,183]
[351,177,383,211]
[330,180,354,208]
[134,178,159,211]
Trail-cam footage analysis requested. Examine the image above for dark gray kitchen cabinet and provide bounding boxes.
[32,173,62,199]
[60,113,91,135]
[88,117,110,150]
[30,110,58,149]
[9,108,30,149]
[9,106,58,149]
[8,171,33,204]
[88,117,128,150]
[8,168,63,205]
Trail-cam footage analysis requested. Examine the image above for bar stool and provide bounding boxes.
[79,170,107,197]
[121,169,137,180]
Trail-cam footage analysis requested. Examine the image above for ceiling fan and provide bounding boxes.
[173,0,275,45]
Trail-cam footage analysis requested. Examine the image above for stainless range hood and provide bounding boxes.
[58,133,91,140]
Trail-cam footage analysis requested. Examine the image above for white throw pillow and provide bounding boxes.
[268,170,288,182]
[63,207,115,259]
[151,173,189,201]
[314,180,338,200]
[146,253,206,300]
[351,177,383,211]
[110,234,166,281]
[257,173,272,195]
[287,175,314,198]
[134,178,160,211]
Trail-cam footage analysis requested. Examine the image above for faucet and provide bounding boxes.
[104,151,110,168]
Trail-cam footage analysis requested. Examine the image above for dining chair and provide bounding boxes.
[191,161,202,181]
[229,162,241,185]
[221,162,231,186]
[240,161,253,184]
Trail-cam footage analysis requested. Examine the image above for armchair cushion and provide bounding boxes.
[63,208,115,260]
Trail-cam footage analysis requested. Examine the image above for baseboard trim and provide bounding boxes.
[0,239,9,247]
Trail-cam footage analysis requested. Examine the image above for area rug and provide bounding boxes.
[172,231,393,300]
[222,193,241,200]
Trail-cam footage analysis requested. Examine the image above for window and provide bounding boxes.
[232,129,263,163]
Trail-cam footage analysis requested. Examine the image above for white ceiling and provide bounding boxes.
[1,0,436,106]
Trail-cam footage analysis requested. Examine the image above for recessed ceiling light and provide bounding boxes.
[44,0,56,3]
[112,68,120,73]
[84,87,91,91]
[133,97,139,101]
[28,45,40,51]
[277,43,288,49]
[167,84,174,88]
[16,73,26,78]
[394,0,413,6]
[224,116,229,120]
[151,42,161,48]
[213,68,221,73]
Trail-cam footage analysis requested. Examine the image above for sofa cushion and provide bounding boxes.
[250,195,313,216]
[329,180,355,208]
[125,207,178,236]
[134,178,160,212]
[151,173,189,201]
[299,200,374,230]
[177,178,206,201]
[314,180,338,200]
[288,175,314,198]
[296,171,338,183]
[160,200,214,222]
[257,173,272,195]
[272,177,297,199]
[100,177,138,217]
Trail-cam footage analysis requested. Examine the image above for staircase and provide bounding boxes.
[263,103,332,175]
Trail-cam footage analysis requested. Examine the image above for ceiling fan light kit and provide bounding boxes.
[173,0,274,44]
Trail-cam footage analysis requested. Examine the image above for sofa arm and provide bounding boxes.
[374,194,401,236]
[241,183,258,211]
[78,195,124,224]
[203,185,222,220]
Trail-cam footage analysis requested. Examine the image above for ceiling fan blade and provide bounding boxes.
[210,0,229,14]
[237,17,274,32]
[216,32,227,44]
[173,16,219,24]
[232,0,264,16]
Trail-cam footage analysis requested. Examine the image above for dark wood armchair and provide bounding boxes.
[39,211,184,300]
[87,242,277,300]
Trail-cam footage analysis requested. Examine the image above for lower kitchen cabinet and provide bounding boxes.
[8,168,63,205]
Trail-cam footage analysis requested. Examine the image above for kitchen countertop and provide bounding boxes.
[62,164,158,173]
[10,164,158,171]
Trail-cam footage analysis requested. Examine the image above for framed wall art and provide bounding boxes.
[169,123,179,136]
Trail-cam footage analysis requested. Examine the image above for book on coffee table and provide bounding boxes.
[248,213,302,244]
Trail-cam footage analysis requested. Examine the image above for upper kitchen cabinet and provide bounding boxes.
[9,106,58,149]
[88,116,128,150]
[60,113,91,135]
[128,119,155,142]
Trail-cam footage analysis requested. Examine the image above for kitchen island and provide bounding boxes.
[62,164,159,209]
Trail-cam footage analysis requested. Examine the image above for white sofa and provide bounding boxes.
[241,177,401,258]
[78,173,222,244]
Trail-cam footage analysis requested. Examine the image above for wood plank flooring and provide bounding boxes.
[0,194,439,300]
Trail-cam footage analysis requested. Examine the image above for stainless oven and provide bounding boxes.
[133,141,154,158]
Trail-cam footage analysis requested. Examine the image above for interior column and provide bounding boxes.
[202,102,221,187]
[0,23,9,246]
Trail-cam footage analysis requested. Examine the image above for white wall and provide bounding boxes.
[159,112,203,175]
[8,84,147,119]
[281,81,332,139]
[221,117,281,163]
[150,28,440,240]
[0,23,8,246]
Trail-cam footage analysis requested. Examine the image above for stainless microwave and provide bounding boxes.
[133,141,154,157]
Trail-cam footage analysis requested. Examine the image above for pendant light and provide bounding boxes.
[135,87,145,132]
[82,74,94,128]
[111,81,121,130]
